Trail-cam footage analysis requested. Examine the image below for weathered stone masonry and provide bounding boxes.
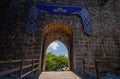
[0,0,120,74]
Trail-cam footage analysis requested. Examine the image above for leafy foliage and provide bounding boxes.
[45,52,68,71]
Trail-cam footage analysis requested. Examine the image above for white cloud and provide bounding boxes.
[48,41,59,50]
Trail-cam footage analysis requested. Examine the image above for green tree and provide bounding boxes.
[57,55,68,70]
[45,52,68,71]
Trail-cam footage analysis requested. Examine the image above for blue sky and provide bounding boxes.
[46,40,68,57]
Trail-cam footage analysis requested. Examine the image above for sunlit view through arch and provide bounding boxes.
[45,40,69,71]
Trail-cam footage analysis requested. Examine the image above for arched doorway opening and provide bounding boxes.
[41,22,75,71]
[45,40,69,71]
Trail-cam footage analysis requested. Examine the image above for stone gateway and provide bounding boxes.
[0,0,120,79]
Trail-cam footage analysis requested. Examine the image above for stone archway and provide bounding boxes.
[40,22,75,71]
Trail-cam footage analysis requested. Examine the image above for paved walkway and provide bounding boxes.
[39,71,82,79]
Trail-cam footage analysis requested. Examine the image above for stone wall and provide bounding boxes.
[0,0,119,73]
[0,0,32,60]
